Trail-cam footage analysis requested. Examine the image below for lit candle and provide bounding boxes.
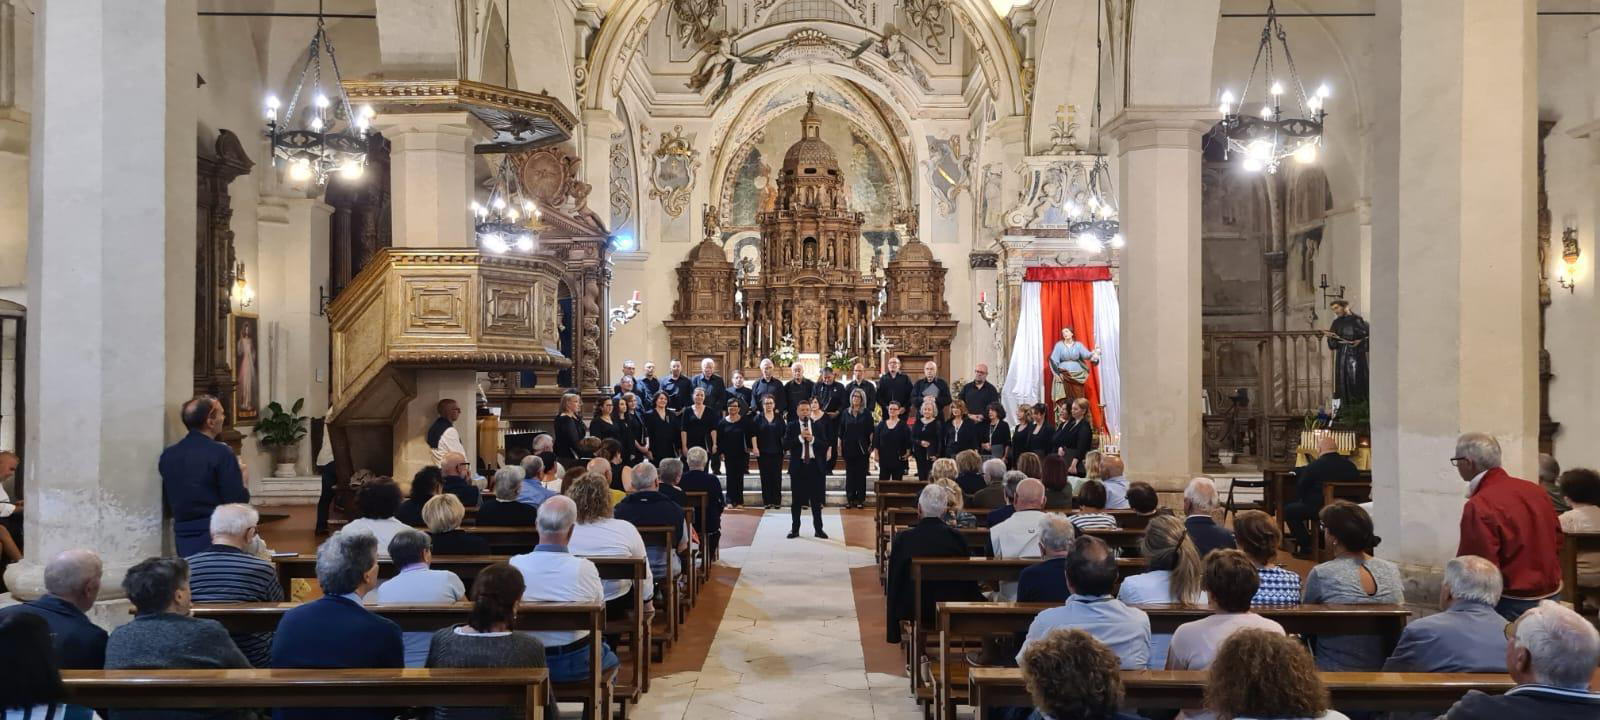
[631,290,640,302]
[980,291,986,304]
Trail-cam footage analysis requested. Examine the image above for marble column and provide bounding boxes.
[1102,108,1212,492]
[372,111,478,483]
[1369,0,1539,595]
[4,0,197,615]
[0,0,26,296]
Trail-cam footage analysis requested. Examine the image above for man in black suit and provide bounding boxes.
[1182,476,1237,557]
[159,395,250,557]
[661,359,695,412]
[750,359,788,418]
[786,398,832,539]
[957,363,1000,431]
[885,483,983,643]
[782,362,815,422]
[877,356,912,418]
[691,357,729,473]
[1287,434,1359,553]
[843,362,877,414]
[612,360,639,399]
[911,360,952,418]
[813,366,846,417]
[0,549,107,668]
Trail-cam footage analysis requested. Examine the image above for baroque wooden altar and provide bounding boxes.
[873,226,957,372]
[667,231,744,372]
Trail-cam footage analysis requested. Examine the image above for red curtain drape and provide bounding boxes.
[1039,279,1105,432]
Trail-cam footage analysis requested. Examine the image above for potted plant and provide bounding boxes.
[255,398,309,478]
[826,343,857,375]
[769,334,798,370]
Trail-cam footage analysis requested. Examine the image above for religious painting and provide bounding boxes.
[231,314,260,425]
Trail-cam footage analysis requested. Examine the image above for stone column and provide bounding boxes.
[0,0,28,297]
[373,111,479,482]
[1369,0,1539,595]
[1102,108,1212,492]
[5,0,197,615]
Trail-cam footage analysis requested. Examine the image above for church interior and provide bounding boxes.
[2,0,1600,718]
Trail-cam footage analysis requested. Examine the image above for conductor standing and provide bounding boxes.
[787,398,832,539]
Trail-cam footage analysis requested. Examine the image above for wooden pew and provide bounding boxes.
[63,668,551,719]
[684,490,716,574]
[876,492,921,564]
[877,479,929,496]
[193,603,599,718]
[966,668,1512,718]
[934,601,1410,720]
[1560,530,1600,615]
[634,525,684,657]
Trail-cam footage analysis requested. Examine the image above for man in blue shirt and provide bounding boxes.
[1019,534,1152,669]
[0,548,107,668]
[159,395,249,557]
[1384,555,1509,674]
[516,454,557,506]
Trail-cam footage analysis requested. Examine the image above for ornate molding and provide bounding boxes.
[969,252,999,269]
[641,125,699,218]
[343,79,578,149]
[926,133,973,216]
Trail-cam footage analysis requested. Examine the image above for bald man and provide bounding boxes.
[0,548,107,668]
[439,451,480,507]
[957,363,1000,429]
[1287,434,1359,554]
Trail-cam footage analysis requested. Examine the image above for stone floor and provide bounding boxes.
[630,508,922,720]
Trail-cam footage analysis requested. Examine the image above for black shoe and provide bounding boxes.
[787,530,800,539]
[815,530,829,539]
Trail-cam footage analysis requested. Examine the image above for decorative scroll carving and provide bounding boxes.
[1004,154,1107,231]
[926,133,972,216]
[969,252,999,269]
[670,0,720,49]
[899,0,950,57]
[642,125,699,218]
[511,144,592,215]
[608,110,636,235]
[196,129,254,426]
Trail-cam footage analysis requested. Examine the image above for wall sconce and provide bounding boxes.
[608,290,642,335]
[232,261,255,309]
[1558,225,1581,293]
[976,290,999,329]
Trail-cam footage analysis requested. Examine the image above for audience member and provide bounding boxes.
[985,470,1028,527]
[1020,628,1144,720]
[1099,456,1129,509]
[933,476,978,528]
[106,557,249,720]
[1204,629,1350,720]
[1453,432,1562,620]
[1556,467,1600,610]
[1069,480,1119,532]
[1117,514,1205,667]
[368,529,466,668]
[650,458,689,508]
[0,548,106,668]
[973,458,1009,508]
[1444,601,1600,719]
[1126,480,1165,518]
[954,450,986,496]
[614,459,691,589]
[159,395,250,556]
[1182,477,1236,557]
[1017,514,1076,604]
[396,466,442,526]
[339,478,410,557]
[508,496,620,683]
[992,479,1050,601]
[0,612,97,720]
[1286,434,1359,554]
[428,399,467,467]
[1016,451,1044,481]
[187,504,284,668]
[1384,555,1507,674]
[424,562,560,720]
[271,532,405,720]
[439,451,481,507]
[1303,500,1403,670]
[1540,453,1571,514]
[675,452,726,560]
[1167,550,1284,675]
[1040,454,1075,507]
[1020,535,1152,669]
[423,493,491,555]
[0,450,20,562]
[478,466,538,526]
[929,456,959,486]
[565,474,653,609]
[885,484,983,643]
[1083,449,1103,482]
[1231,509,1300,605]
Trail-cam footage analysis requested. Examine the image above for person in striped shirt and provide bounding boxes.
[186,503,283,666]
[1069,480,1120,533]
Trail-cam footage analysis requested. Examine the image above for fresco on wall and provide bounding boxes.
[725,104,902,273]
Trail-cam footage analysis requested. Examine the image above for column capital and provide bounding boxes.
[582,108,622,139]
[1102,105,1216,150]
[371,110,479,140]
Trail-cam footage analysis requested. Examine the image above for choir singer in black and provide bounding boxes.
[838,388,875,509]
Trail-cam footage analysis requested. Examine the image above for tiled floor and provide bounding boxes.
[630,508,922,720]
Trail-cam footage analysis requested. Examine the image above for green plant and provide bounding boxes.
[826,344,857,374]
[1332,398,1370,434]
[255,398,309,447]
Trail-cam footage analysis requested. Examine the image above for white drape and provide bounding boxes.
[1001,282,1043,423]
[1092,280,1122,436]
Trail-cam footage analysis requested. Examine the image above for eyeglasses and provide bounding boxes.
[1449,457,1468,467]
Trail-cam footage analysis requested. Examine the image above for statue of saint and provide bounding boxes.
[1049,327,1100,401]
[1324,300,1369,403]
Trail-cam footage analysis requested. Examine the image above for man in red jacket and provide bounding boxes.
[1453,432,1563,621]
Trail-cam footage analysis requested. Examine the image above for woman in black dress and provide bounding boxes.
[838,388,875,508]
[717,399,754,507]
[1055,397,1094,477]
[910,398,944,481]
[1029,402,1056,459]
[679,387,717,462]
[589,395,619,445]
[642,391,680,463]
[982,402,1011,463]
[552,392,586,467]
[943,399,981,457]
[1009,405,1034,468]
[874,399,912,483]
[753,393,788,509]
[619,391,647,466]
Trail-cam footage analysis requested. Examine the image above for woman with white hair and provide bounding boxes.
[423,494,490,555]
[910,397,944,481]
[477,466,537,526]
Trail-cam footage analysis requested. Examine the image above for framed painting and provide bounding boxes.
[232,314,260,425]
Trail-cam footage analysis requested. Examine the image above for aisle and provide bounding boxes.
[631,508,921,720]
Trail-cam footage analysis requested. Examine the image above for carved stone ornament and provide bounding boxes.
[969,252,999,269]
[1004,154,1108,231]
[926,133,972,217]
[642,125,699,218]
[510,144,592,215]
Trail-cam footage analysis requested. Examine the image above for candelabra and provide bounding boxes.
[608,291,643,335]
[976,293,999,329]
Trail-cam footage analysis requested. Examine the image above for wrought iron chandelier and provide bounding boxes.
[473,156,542,253]
[262,5,370,185]
[1216,0,1329,173]
[1071,0,1121,253]
[471,0,542,254]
